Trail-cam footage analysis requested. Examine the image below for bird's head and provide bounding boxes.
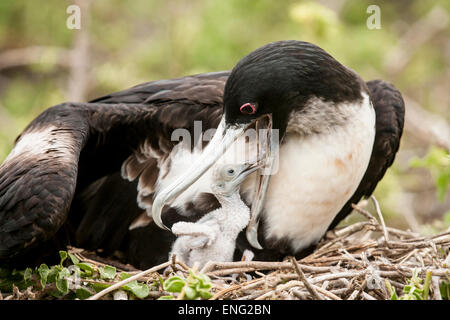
[211,162,261,197]
[223,40,362,135]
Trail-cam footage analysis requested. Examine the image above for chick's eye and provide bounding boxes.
[240,103,257,115]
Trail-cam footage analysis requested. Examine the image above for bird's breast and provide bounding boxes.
[242,92,376,252]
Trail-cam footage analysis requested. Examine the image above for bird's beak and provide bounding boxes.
[234,162,263,186]
[151,114,276,251]
[246,115,277,250]
[151,116,244,230]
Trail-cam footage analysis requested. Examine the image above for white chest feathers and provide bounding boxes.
[243,92,376,252]
[170,200,250,268]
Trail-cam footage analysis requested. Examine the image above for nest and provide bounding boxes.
[2,198,449,300]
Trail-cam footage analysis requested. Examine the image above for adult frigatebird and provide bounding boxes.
[0,41,404,268]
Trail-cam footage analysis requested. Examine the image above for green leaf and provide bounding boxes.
[184,286,198,300]
[194,272,211,285]
[59,250,68,266]
[49,289,67,299]
[390,290,398,300]
[403,284,412,294]
[123,281,149,299]
[423,271,432,300]
[163,276,185,293]
[91,282,111,293]
[158,276,165,289]
[99,265,116,280]
[440,281,449,300]
[11,269,22,276]
[56,277,69,295]
[196,280,212,290]
[68,253,80,265]
[23,268,33,282]
[413,292,423,300]
[47,267,59,284]
[119,272,131,280]
[187,269,199,282]
[198,288,213,299]
[38,264,50,287]
[75,287,93,300]
[56,268,70,295]
[385,280,397,300]
[76,263,94,277]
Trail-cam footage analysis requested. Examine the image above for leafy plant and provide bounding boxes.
[159,269,214,300]
[0,250,151,300]
[385,269,441,300]
[440,280,449,300]
[118,272,150,299]
[410,146,450,202]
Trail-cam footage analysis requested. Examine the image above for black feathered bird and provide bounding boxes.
[0,41,404,268]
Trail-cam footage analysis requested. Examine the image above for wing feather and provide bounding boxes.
[0,72,228,263]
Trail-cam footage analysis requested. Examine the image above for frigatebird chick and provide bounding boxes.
[169,162,259,268]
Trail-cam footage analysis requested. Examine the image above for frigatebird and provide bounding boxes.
[0,41,404,268]
[170,162,258,268]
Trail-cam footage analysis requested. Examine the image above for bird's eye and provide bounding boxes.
[240,103,257,115]
[227,169,235,175]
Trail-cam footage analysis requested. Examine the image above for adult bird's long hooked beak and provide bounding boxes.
[246,115,277,250]
[151,116,242,230]
[151,114,276,251]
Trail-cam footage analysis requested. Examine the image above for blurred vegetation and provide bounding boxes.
[0,0,449,232]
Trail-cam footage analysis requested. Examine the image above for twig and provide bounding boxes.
[314,286,342,300]
[361,291,377,300]
[211,284,242,300]
[351,203,378,224]
[290,257,323,300]
[86,261,171,300]
[371,196,390,244]
[334,222,375,237]
[431,276,442,300]
[203,260,330,275]
[292,289,308,300]
[354,279,367,300]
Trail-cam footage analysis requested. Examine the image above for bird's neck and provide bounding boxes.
[215,191,250,234]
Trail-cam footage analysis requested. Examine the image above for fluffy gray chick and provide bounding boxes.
[169,162,259,268]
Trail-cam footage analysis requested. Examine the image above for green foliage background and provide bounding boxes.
[0,0,449,231]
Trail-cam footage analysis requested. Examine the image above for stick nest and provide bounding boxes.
[2,201,449,300]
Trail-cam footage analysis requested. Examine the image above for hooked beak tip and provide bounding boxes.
[246,224,263,250]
